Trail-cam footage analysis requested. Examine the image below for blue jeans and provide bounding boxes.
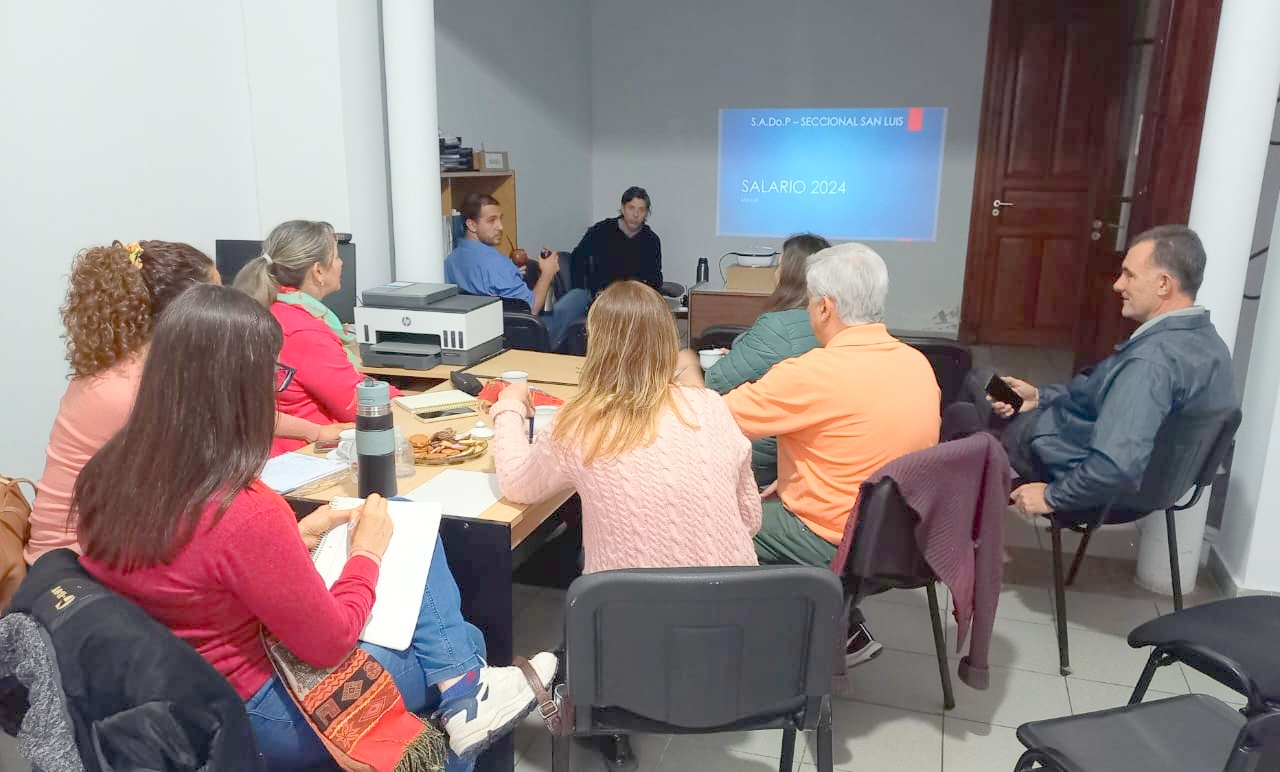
[541,288,590,351]
[245,535,485,771]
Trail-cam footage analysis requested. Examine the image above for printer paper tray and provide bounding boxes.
[370,341,442,356]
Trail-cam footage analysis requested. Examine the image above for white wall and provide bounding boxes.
[434,0,593,252]
[589,0,991,332]
[0,0,392,481]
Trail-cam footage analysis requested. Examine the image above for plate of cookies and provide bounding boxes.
[408,427,489,466]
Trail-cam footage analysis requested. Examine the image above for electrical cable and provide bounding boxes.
[718,250,780,282]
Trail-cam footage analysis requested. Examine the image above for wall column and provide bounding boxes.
[382,0,443,282]
[1136,0,1280,595]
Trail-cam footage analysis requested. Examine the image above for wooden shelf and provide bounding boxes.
[441,170,518,255]
[441,170,514,179]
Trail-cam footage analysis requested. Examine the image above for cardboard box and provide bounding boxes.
[725,265,778,294]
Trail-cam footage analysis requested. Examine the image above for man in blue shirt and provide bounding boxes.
[445,193,589,351]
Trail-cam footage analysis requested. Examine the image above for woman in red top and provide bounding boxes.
[235,220,398,455]
[77,285,555,768]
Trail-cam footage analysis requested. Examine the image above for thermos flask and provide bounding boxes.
[356,378,398,498]
[695,257,710,284]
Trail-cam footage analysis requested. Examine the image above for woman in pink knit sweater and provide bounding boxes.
[490,280,761,573]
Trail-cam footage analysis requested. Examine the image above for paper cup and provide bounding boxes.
[500,370,528,384]
[698,349,724,371]
[532,405,559,435]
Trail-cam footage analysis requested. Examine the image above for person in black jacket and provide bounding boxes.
[572,186,664,294]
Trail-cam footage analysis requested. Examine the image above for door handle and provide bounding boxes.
[991,199,1015,217]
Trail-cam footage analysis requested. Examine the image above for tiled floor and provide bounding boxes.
[510,507,1237,772]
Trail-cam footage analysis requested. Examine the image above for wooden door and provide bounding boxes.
[960,0,1135,348]
[1071,0,1222,369]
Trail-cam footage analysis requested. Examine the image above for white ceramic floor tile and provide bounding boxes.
[944,662,1072,729]
[664,728,799,762]
[1060,590,1161,634]
[1182,665,1247,706]
[989,584,1057,626]
[836,648,954,715]
[800,701,942,772]
[1066,677,1179,714]
[518,733,671,771]
[658,741,798,772]
[942,717,1026,772]
[0,732,29,772]
[862,597,950,658]
[1061,627,1188,693]
[948,616,1064,676]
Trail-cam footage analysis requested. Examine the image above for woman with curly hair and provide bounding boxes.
[26,241,347,564]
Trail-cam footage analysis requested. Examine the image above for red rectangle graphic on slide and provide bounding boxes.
[907,107,923,131]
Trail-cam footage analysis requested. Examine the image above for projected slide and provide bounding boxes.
[717,107,947,242]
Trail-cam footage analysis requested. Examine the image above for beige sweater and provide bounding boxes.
[490,387,761,573]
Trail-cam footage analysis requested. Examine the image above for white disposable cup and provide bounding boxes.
[699,349,724,371]
[532,405,559,435]
[500,370,528,384]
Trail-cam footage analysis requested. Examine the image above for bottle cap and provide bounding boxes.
[356,378,391,407]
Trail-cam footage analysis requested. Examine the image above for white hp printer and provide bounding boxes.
[354,282,503,369]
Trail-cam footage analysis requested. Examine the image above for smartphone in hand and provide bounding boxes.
[315,439,341,452]
[985,374,1025,414]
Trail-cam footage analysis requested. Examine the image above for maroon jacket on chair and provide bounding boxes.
[831,432,1009,689]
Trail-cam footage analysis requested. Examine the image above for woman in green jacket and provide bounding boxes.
[705,233,830,486]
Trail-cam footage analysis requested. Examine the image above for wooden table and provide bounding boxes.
[687,287,772,342]
[459,349,584,386]
[287,356,580,772]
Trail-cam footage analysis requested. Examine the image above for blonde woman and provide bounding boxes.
[490,281,761,573]
[235,220,396,455]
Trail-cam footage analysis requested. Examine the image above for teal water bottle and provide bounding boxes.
[355,378,397,498]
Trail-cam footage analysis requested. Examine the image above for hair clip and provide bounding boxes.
[124,242,144,269]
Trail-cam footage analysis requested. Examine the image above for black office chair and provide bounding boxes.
[896,336,973,408]
[503,310,551,353]
[1013,694,1280,772]
[693,323,751,350]
[549,566,843,772]
[1046,407,1242,676]
[559,319,588,356]
[1128,596,1280,715]
[841,477,955,709]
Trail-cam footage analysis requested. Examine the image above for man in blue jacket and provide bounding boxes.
[991,225,1234,518]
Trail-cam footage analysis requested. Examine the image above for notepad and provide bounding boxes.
[260,453,348,494]
[393,389,479,413]
[403,469,503,519]
[311,497,443,651]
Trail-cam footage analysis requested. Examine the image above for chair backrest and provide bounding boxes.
[564,566,842,732]
[560,319,588,356]
[503,310,551,352]
[1225,708,1280,772]
[843,477,934,602]
[896,336,973,407]
[1116,406,1242,512]
[694,323,751,351]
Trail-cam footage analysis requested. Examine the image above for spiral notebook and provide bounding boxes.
[392,389,479,413]
[309,497,442,651]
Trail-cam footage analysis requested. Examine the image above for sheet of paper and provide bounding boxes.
[260,453,347,494]
[311,497,443,651]
[403,469,503,519]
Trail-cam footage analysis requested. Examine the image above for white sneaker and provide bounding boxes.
[845,624,884,669]
[439,652,558,759]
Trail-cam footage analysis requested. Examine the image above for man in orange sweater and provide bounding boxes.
[680,242,940,665]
